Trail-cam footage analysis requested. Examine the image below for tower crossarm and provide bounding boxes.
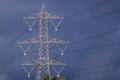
[23,12,63,19]
[17,36,38,44]
[21,60,36,78]
[34,58,66,66]
[49,59,66,66]
[21,59,36,66]
[17,36,70,44]
[48,36,70,44]
[22,62,36,66]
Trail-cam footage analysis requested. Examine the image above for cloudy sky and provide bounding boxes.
[0,0,120,80]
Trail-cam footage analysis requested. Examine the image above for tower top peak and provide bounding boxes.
[41,4,47,12]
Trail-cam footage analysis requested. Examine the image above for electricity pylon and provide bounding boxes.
[17,4,69,80]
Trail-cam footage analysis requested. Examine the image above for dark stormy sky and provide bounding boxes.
[0,0,120,80]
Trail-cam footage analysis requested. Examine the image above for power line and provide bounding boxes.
[0,30,28,54]
[80,64,120,74]
[65,0,112,19]
[0,55,22,71]
[81,41,120,51]
[65,41,120,55]
[66,8,120,27]
[75,26,120,43]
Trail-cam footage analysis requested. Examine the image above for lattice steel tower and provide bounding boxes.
[17,3,69,80]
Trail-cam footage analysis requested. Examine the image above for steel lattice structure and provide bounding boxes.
[17,4,69,80]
